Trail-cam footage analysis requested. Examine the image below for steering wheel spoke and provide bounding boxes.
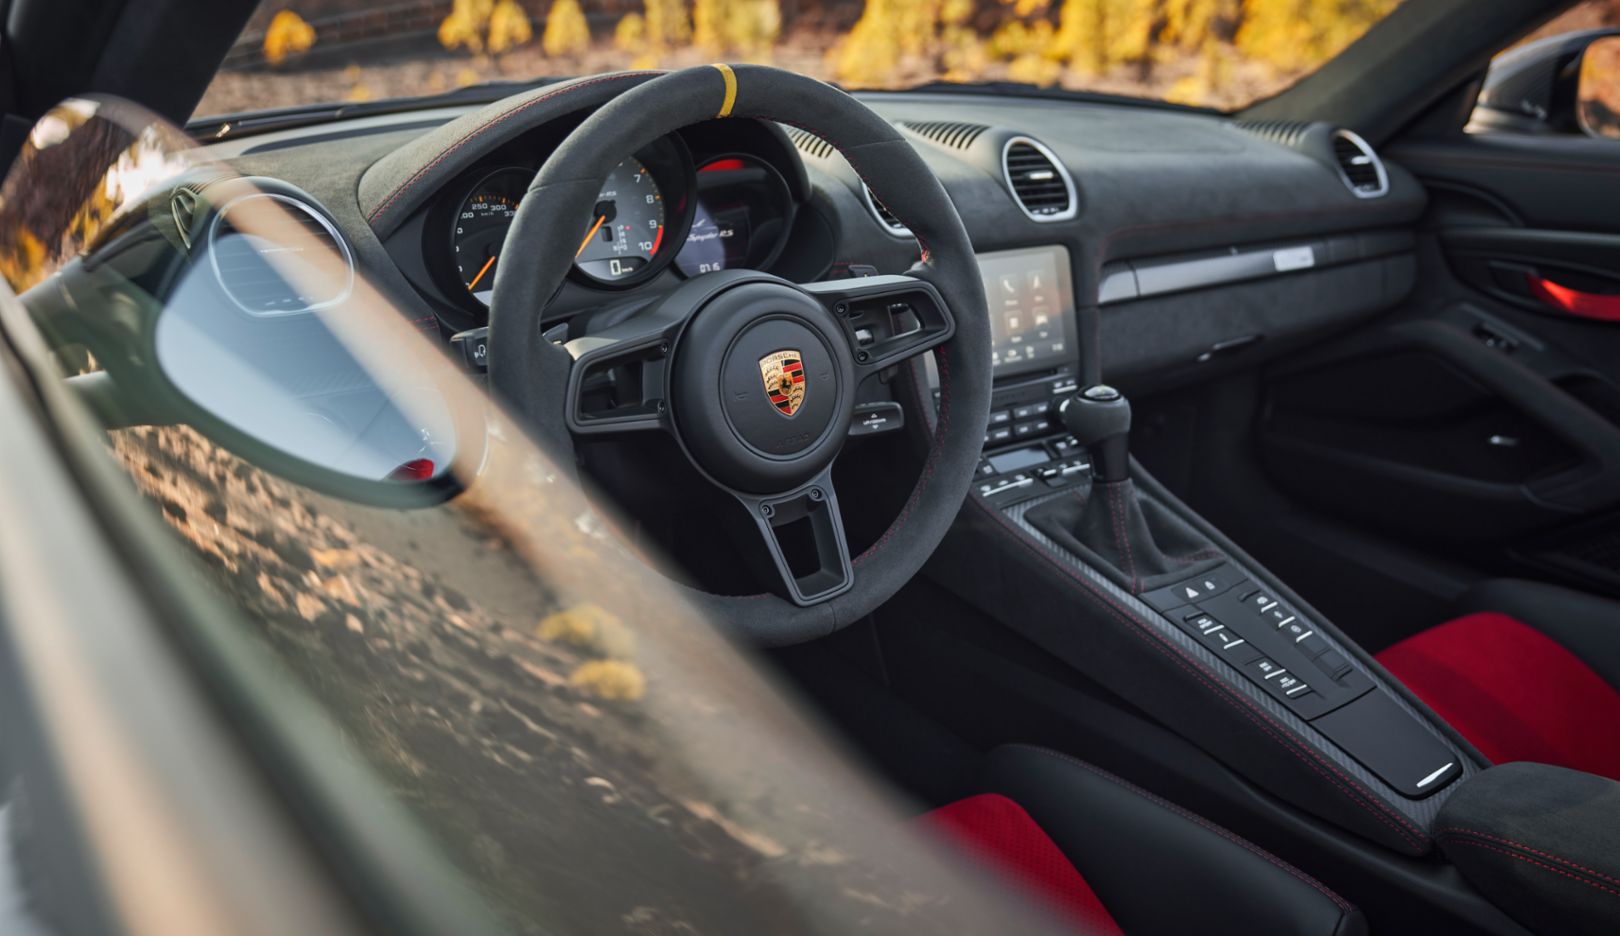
[730,464,853,606]
[560,299,687,437]
[801,275,955,380]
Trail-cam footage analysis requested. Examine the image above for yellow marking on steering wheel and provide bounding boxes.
[712,64,737,118]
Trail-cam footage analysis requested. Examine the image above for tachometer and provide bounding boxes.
[452,167,528,306]
[675,155,794,278]
[573,157,666,284]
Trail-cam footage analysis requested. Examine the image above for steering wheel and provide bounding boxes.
[487,65,991,645]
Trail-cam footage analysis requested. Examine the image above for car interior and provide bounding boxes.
[3,0,1620,934]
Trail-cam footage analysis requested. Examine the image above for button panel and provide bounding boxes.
[1141,562,1248,611]
[1154,567,1372,720]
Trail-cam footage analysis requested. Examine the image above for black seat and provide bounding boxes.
[923,744,1366,935]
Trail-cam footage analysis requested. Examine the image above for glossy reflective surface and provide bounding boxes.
[0,97,1063,935]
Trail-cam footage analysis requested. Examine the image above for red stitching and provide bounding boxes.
[1444,840,1620,900]
[1015,745,1355,914]
[970,497,1429,852]
[1438,828,1620,886]
[366,72,660,226]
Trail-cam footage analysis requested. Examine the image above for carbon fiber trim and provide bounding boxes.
[1001,487,1476,835]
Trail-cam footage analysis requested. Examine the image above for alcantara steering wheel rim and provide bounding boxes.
[486,64,992,645]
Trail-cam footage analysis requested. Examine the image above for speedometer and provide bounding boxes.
[572,157,665,284]
[452,167,528,306]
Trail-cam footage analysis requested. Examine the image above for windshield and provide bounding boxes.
[0,97,1070,935]
[198,0,1405,117]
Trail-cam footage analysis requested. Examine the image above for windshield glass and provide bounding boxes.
[0,97,1068,935]
[198,0,1404,117]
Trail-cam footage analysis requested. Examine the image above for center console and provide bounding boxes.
[921,243,1483,858]
[925,245,1090,500]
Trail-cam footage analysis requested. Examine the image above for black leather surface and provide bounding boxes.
[1455,578,1620,691]
[982,745,1366,936]
[1437,762,1620,936]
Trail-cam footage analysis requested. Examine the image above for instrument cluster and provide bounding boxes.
[428,125,799,327]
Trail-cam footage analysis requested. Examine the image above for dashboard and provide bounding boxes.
[193,73,1428,492]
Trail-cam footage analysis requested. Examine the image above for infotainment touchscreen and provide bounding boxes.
[975,245,1076,378]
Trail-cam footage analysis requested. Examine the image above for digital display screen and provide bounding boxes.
[976,245,1076,377]
[987,446,1050,474]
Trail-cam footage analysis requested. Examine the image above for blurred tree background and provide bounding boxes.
[200,0,1620,117]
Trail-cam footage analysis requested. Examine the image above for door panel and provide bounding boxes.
[1255,133,1620,597]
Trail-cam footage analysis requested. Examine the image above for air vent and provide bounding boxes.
[863,185,910,237]
[782,126,835,160]
[208,193,354,316]
[1230,119,1313,148]
[1330,129,1388,199]
[900,120,990,150]
[1002,137,1076,222]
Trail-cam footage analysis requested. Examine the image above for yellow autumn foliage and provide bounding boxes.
[830,0,1402,102]
[263,9,316,67]
[440,0,534,55]
[544,0,592,57]
[0,229,47,293]
[537,602,636,658]
[694,0,781,57]
[569,659,647,700]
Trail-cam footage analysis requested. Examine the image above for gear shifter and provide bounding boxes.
[1056,385,1131,482]
[1029,385,1220,594]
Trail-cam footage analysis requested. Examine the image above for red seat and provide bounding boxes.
[925,793,1124,935]
[1377,610,1620,782]
[919,745,1363,935]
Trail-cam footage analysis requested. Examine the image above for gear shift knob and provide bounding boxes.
[1057,385,1132,483]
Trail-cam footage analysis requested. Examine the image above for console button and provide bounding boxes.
[1273,672,1308,696]
[1051,435,1083,457]
[1297,633,1330,657]
[1247,591,1282,616]
[1220,637,1264,665]
[1154,567,1249,609]
[1013,418,1052,438]
[977,460,997,478]
[1177,613,1262,664]
[1316,649,1352,679]
[1280,620,1313,643]
[1042,460,1088,488]
[988,409,1013,426]
[1247,657,1287,681]
[1013,402,1050,420]
[1265,607,1299,629]
[977,472,1035,501]
[986,426,1013,446]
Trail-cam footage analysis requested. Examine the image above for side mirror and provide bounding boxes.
[2,98,483,508]
[1578,35,1620,139]
[1472,28,1620,136]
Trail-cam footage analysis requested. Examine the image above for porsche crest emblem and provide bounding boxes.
[759,349,807,417]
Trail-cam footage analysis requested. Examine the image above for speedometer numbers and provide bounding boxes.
[573,157,665,283]
[452,168,528,305]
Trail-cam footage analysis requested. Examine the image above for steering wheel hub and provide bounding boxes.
[673,280,853,493]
